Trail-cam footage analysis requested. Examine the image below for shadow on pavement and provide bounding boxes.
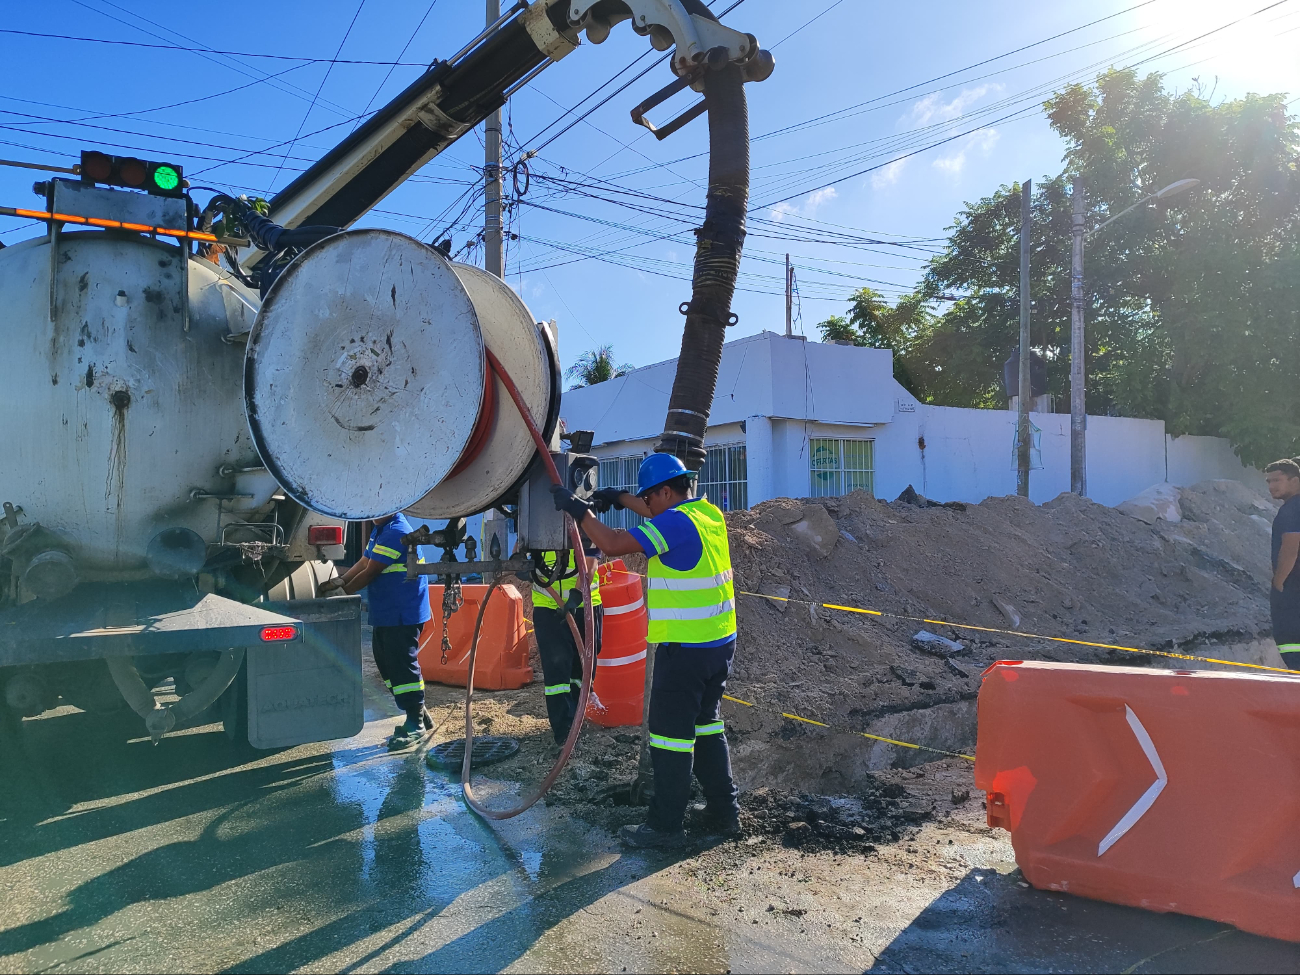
[869,867,1300,974]
[0,701,641,974]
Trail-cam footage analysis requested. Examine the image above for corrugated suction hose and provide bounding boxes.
[656,62,749,470]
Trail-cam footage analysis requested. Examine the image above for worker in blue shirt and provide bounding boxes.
[320,512,431,750]
[552,453,740,849]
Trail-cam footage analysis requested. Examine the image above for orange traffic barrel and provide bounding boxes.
[586,559,647,728]
[418,583,533,690]
[975,660,1300,942]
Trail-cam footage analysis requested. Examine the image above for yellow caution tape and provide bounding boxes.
[721,693,976,762]
[738,590,1296,677]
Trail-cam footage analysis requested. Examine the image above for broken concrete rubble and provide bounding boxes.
[911,630,966,657]
[789,503,838,558]
[1117,482,1183,524]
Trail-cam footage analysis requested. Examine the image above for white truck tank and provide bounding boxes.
[0,221,267,580]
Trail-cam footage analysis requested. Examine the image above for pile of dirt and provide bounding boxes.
[717,479,1277,791]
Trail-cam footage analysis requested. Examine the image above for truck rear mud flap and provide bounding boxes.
[246,597,363,749]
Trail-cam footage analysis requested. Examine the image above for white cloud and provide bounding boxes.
[871,158,907,189]
[932,128,1001,177]
[906,83,1004,127]
[768,186,838,222]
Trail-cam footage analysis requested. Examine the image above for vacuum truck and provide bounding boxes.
[0,0,770,749]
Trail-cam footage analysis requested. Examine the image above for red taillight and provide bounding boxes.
[308,525,344,546]
[261,625,297,642]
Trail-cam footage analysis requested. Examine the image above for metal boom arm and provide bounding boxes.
[262,1,578,243]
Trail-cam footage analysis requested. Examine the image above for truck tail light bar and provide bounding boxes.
[260,625,298,642]
[0,205,219,242]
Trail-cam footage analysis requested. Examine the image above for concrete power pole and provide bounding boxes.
[784,253,793,336]
[1070,176,1087,496]
[483,0,504,278]
[1016,178,1032,498]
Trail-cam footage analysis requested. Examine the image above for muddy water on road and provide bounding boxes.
[3,683,1300,973]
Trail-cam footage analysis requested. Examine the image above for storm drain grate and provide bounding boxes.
[425,736,520,772]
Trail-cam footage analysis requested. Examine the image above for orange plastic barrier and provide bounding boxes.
[975,660,1300,942]
[417,583,533,690]
[586,559,648,728]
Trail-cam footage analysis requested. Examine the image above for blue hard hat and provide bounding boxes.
[637,453,696,495]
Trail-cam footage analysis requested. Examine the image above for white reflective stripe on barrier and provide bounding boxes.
[1097,705,1167,857]
[602,596,645,616]
[597,649,647,668]
[648,599,736,621]
[648,569,733,591]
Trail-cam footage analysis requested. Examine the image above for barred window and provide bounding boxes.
[809,437,874,498]
[597,454,646,530]
[698,443,748,511]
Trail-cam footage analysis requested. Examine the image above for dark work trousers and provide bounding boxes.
[1272,588,1300,669]
[372,623,425,723]
[646,640,740,832]
[533,604,603,743]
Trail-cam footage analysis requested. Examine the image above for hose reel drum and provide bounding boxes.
[244,229,559,522]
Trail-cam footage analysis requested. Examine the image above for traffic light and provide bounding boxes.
[80,151,184,198]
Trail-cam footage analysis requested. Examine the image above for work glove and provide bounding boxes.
[591,487,625,513]
[317,577,344,596]
[551,485,593,521]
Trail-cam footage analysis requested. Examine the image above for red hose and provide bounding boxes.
[458,349,596,821]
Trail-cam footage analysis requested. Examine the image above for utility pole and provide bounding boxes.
[483,0,504,278]
[1016,178,1032,498]
[1070,176,1086,496]
[784,253,793,336]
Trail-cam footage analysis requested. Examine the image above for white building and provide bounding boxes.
[560,330,1261,518]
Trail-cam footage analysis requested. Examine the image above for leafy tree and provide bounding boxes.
[816,314,863,345]
[833,68,1300,465]
[566,344,633,390]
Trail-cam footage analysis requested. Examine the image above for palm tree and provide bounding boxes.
[566,345,633,389]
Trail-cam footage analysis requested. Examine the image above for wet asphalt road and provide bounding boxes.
[3,672,1300,973]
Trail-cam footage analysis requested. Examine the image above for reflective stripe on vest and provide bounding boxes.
[645,499,736,645]
[531,550,602,609]
[372,544,402,559]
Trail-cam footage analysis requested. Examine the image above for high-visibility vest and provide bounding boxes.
[531,550,602,609]
[644,498,736,645]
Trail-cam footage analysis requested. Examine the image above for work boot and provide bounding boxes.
[687,803,742,838]
[619,822,687,850]
[387,720,426,752]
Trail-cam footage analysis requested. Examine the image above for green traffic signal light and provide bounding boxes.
[153,165,180,192]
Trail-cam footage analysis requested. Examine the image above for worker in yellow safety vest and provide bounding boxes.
[531,546,602,744]
[554,453,739,849]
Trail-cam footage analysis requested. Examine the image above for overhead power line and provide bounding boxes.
[0,28,430,65]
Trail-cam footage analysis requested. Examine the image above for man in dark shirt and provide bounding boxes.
[1265,459,1300,668]
[321,512,431,748]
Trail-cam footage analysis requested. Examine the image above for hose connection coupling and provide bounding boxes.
[588,1,772,140]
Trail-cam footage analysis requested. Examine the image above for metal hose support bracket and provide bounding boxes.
[107,648,246,744]
[655,63,749,470]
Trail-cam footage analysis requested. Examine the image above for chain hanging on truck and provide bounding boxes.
[401,520,538,665]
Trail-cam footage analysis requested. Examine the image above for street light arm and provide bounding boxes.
[1088,179,1199,237]
[1089,193,1156,236]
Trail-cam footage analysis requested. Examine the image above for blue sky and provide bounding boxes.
[3,0,1297,378]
